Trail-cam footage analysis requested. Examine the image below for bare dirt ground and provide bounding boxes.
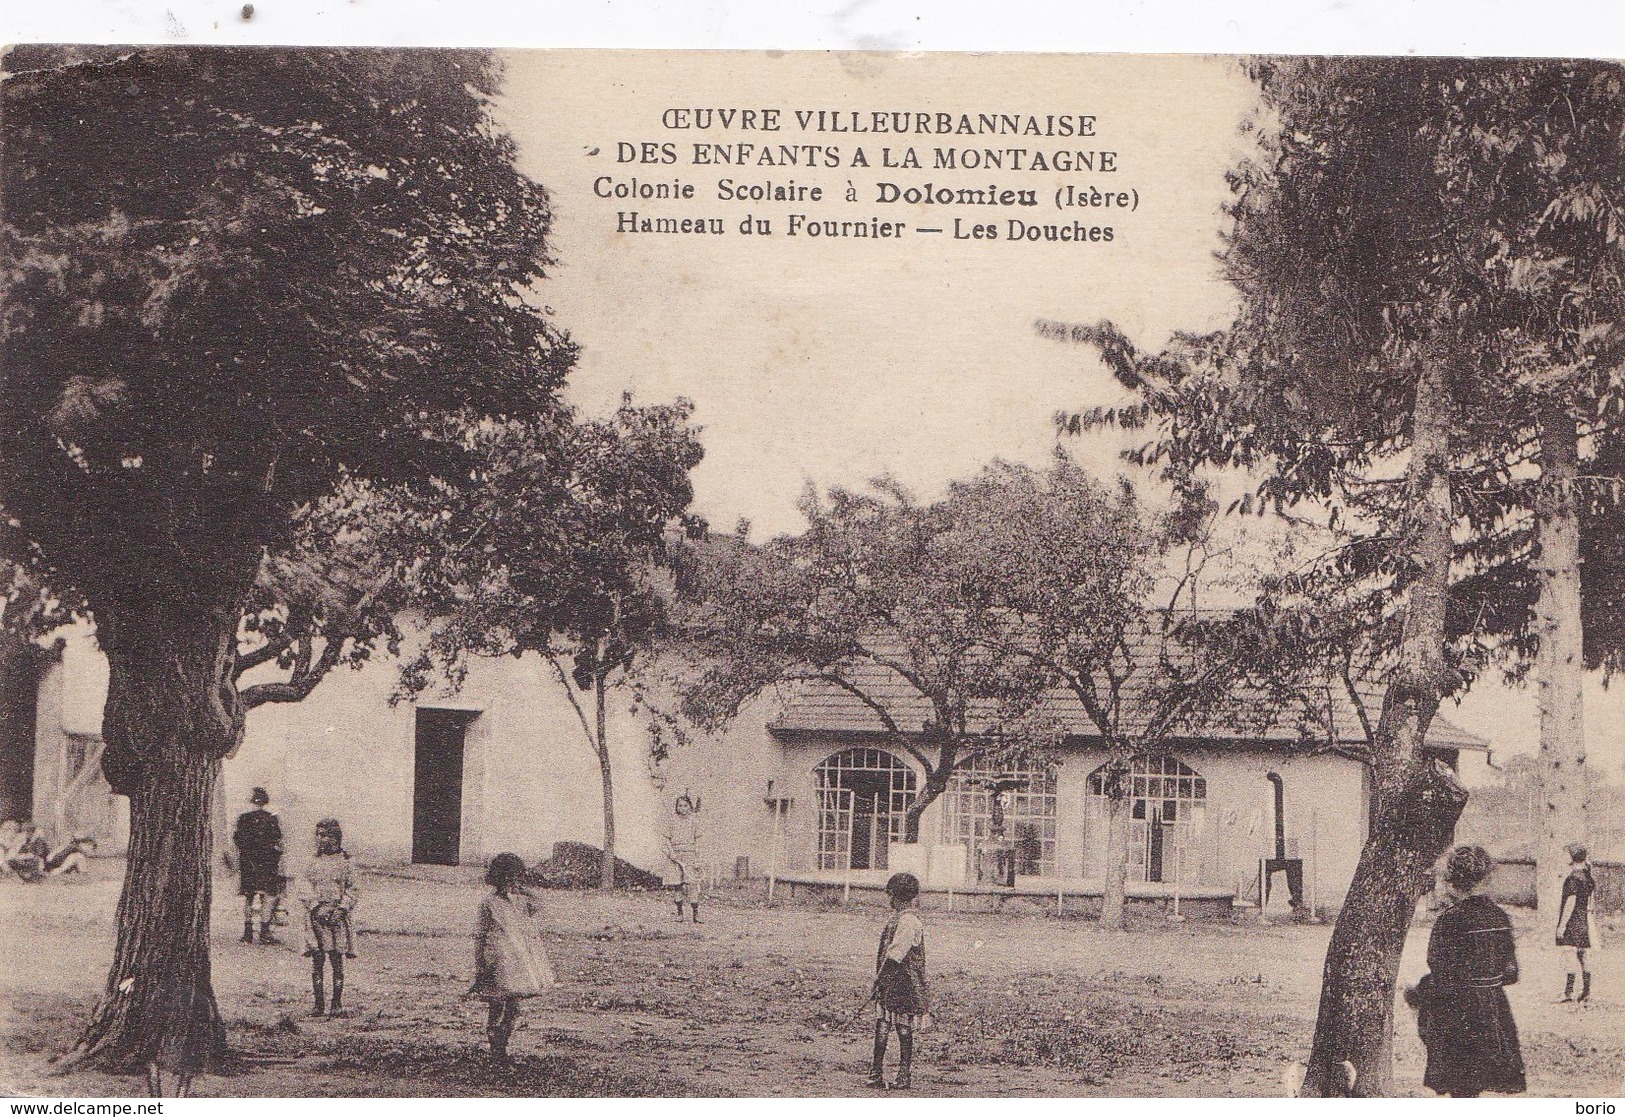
[1,864,1621,1098]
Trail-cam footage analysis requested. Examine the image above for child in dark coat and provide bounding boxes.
[1411,845,1526,1098]
[1556,843,1599,1003]
[868,872,930,1090]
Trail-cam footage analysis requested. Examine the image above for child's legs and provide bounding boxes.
[870,1018,889,1075]
[1576,947,1589,975]
[310,951,326,1006]
[328,952,345,1006]
[50,852,86,875]
[895,1022,914,1071]
[487,998,519,1054]
[243,893,258,922]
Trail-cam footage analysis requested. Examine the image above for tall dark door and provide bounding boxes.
[0,634,40,823]
[1147,805,1166,883]
[413,709,472,865]
[847,779,888,870]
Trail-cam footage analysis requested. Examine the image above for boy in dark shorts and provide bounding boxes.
[868,871,930,1090]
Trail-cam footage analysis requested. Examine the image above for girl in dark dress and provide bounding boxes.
[868,872,930,1091]
[233,787,284,944]
[1556,843,1598,1003]
[1416,845,1526,1098]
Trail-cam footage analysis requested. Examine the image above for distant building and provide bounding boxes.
[7,623,1490,915]
[659,646,1490,914]
[9,624,667,871]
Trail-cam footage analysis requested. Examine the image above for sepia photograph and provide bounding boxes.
[1,25,1623,1102]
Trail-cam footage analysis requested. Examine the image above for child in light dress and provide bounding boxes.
[663,794,704,923]
[298,817,358,1017]
[469,852,555,1065]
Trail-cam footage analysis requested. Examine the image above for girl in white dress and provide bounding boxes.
[469,852,555,1064]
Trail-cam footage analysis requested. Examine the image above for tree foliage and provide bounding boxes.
[0,46,575,1078]
[1,45,576,769]
[1044,56,1625,1096]
[673,474,1059,838]
[398,396,705,886]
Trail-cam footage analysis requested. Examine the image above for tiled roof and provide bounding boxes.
[764,627,1489,754]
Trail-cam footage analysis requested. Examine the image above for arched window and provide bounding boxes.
[814,748,916,871]
[1085,754,1208,884]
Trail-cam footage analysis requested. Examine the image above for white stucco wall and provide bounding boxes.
[27,623,1374,903]
[31,625,667,871]
[660,718,1373,906]
[226,647,666,870]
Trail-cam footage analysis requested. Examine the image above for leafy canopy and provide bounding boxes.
[1,47,575,611]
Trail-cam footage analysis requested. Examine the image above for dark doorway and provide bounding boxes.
[1147,804,1167,883]
[813,749,916,872]
[412,708,476,866]
[0,634,42,823]
[848,779,890,871]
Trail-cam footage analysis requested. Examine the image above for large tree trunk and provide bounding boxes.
[1100,783,1130,929]
[900,756,953,845]
[1534,400,1587,922]
[68,597,246,1081]
[595,672,616,890]
[1301,357,1463,1097]
[1303,760,1466,1095]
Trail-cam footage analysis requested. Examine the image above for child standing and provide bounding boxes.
[469,852,555,1066]
[298,818,358,1017]
[868,871,930,1091]
[663,794,704,924]
[1556,843,1599,1003]
[233,788,283,945]
[1417,845,1525,1098]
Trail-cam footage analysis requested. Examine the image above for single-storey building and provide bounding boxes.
[655,647,1490,915]
[7,622,1489,916]
[11,623,669,872]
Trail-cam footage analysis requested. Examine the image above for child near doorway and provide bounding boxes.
[298,817,358,1017]
[868,871,931,1090]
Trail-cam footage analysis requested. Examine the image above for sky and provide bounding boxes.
[484,50,1625,781]
[495,52,1255,535]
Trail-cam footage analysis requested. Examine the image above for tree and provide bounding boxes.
[946,459,1288,926]
[1040,58,1557,1094]
[673,477,1051,842]
[399,397,704,889]
[235,481,416,711]
[0,47,573,1082]
[1429,65,1625,920]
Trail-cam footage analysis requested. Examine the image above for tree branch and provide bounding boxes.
[233,633,293,679]
[239,633,344,709]
[814,668,935,772]
[546,651,603,761]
